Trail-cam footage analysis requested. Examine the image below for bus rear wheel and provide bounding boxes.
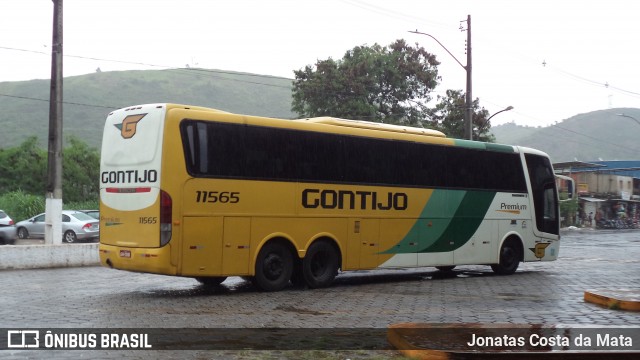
[302,240,339,289]
[254,241,293,291]
[491,239,521,275]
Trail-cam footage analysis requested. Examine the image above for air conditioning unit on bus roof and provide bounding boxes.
[299,117,446,138]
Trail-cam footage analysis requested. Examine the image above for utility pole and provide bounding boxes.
[409,16,473,140]
[411,15,472,140]
[45,0,63,245]
[464,15,473,140]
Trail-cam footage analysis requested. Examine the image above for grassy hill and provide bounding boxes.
[2,68,638,163]
[491,108,640,162]
[0,68,295,149]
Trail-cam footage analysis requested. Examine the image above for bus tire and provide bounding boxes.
[254,241,293,292]
[195,276,227,287]
[491,239,521,275]
[302,240,339,289]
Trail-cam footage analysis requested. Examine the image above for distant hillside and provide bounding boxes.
[2,69,639,163]
[491,108,640,162]
[0,68,295,149]
[488,122,540,145]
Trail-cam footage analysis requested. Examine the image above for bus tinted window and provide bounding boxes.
[181,120,527,192]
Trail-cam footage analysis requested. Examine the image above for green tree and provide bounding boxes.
[426,89,496,142]
[292,39,441,127]
[0,136,47,194]
[62,136,100,203]
[0,136,99,204]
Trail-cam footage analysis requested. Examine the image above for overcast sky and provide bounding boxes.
[1,0,639,127]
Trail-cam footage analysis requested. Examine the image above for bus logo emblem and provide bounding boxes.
[530,243,550,259]
[115,114,147,139]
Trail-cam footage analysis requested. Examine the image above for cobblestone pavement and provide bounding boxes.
[1,229,638,359]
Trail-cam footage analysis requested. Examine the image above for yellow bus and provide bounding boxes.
[99,103,568,291]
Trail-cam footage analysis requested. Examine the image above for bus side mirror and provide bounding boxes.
[555,175,575,202]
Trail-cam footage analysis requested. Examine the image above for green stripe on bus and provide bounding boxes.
[380,190,463,254]
[418,190,496,253]
[453,139,515,153]
[380,190,496,254]
[485,143,516,153]
[453,139,486,150]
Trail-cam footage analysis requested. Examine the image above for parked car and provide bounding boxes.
[16,210,99,243]
[80,210,99,220]
[0,209,17,245]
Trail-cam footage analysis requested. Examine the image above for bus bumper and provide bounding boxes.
[99,243,177,275]
[524,240,559,262]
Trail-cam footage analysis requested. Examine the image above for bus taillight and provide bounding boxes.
[160,190,172,246]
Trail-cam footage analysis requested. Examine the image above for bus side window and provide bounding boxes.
[196,122,208,174]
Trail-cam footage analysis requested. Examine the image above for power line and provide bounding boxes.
[0,45,294,88]
[336,2,640,97]
[542,61,640,99]
[0,93,116,109]
[552,123,639,154]
[0,44,637,155]
[340,0,450,30]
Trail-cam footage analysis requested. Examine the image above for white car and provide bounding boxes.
[16,210,99,243]
[0,209,17,245]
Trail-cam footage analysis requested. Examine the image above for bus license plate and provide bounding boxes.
[119,250,131,258]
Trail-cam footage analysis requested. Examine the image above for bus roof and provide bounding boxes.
[298,117,446,138]
[142,104,548,156]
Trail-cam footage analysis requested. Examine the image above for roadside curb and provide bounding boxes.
[387,323,639,359]
[584,289,640,311]
[0,243,99,270]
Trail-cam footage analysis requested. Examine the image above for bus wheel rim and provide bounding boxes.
[263,253,284,280]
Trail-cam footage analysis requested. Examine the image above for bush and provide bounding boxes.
[0,190,44,221]
[65,199,99,211]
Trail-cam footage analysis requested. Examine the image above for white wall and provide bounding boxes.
[0,243,99,270]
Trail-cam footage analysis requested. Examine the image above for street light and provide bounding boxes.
[410,15,472,140]
[615,113,640,126]
[486,106,514,123]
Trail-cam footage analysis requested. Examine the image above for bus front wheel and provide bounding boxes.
[254,241,293,291]
[302,240,339,289]
[491,239,521,275]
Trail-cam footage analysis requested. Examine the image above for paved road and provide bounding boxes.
[1,229,639,358]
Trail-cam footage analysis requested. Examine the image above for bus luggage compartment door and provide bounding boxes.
[181,216,223,276]
[222,217,251,275]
